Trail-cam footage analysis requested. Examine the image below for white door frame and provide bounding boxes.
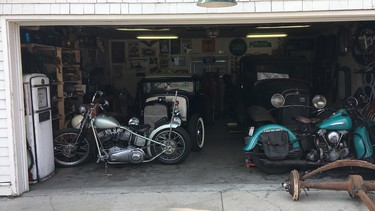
[2,19,28,195]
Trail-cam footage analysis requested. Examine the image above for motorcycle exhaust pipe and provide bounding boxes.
[260,158,321,166]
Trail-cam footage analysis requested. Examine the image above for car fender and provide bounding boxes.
[247,105,276,123]
[243,124,299,151]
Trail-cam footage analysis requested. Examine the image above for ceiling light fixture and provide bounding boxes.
[136,35,179,40]
[256,25,311,29]
[246,34,288,38]
[197,0,237,8]
[116,28,170,31]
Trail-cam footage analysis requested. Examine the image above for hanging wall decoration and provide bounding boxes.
[182,39,192,53]
[142,47,156,57]
[128,41,140,58]
[202,39,215,53]
[229,38,247,56]
[159,40,170,53]
[129,58,148,73]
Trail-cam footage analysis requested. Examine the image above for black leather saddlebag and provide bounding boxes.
[259,130,289,160]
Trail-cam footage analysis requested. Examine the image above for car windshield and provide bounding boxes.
[255,63,310,81]
[143,81,194,94]
[257,72,289,80]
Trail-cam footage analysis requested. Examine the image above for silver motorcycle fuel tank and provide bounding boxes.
[94,114,120,129]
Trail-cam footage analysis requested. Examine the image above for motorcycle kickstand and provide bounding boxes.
[102,161,112,177]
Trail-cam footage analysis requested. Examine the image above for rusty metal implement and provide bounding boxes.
[282,160,375,210]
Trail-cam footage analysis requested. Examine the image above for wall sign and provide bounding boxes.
[229,38,247,56]
[249,41,272,48]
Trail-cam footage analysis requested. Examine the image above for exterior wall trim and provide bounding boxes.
[4,10,375,26]
[0,19,28,196]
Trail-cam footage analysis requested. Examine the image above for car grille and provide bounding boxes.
[279,90,310,131]
[143,103,169,129]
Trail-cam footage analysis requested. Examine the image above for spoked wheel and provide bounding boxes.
[251,146,291,174]
[53,128,93,167]
[189,114,205,151]
[151,127,191,164]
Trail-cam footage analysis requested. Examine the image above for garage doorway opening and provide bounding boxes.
[12,19,375,192]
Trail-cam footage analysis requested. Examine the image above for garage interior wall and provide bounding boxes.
[1,0,375,196]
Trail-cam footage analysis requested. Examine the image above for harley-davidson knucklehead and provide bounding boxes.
[244,90,375,174]
[53,91,191,169]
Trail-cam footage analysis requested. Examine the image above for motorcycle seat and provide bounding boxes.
[129,124,151,133]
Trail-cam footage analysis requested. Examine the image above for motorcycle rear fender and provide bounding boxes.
[354,126,374,159]
[148,122,180,139]
[146,122,180,157]
[243,124,299,151]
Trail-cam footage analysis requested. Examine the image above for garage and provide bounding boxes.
[2,1,375,196]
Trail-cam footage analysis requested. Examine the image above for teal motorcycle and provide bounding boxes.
[243,92,375,174]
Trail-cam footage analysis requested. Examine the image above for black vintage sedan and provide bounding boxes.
[238,55,327,132]
[138,74,209,151]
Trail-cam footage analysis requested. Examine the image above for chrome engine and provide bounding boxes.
[306,129,349,162]
[97,128,147,147]
[108,146,145,163]
[97,128,147,163]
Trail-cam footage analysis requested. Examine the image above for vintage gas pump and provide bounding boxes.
[23,73,55,183]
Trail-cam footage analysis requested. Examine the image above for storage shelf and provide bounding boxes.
[23,43,83,131]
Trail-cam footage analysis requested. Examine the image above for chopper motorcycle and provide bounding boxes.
[243,92,375,174]
[53,91,191,168]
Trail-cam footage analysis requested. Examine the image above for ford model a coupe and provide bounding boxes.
[138,75,208,151]
[238,55,326,132]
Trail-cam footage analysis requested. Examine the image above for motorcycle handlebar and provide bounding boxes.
[89,91,108,112]
[91,90,104,103]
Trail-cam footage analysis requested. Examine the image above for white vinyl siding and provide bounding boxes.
[0,1,373,15]
[0,24,11,193]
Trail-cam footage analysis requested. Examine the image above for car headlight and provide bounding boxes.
[271,93,285,108]
[128,117,140,126]
[78,105,87,113]
[312,95,327,109]
[172,117,182,126]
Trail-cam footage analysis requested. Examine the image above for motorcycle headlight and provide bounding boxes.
[271,93,285,108]
[78,105,87,113]
[312,95,327,109]
[128,117,140,126]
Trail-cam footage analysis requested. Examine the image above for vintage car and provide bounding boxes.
[237,55,327,132]
[138,74,209,151]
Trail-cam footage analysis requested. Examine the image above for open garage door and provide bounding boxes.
[3,11,375,195]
